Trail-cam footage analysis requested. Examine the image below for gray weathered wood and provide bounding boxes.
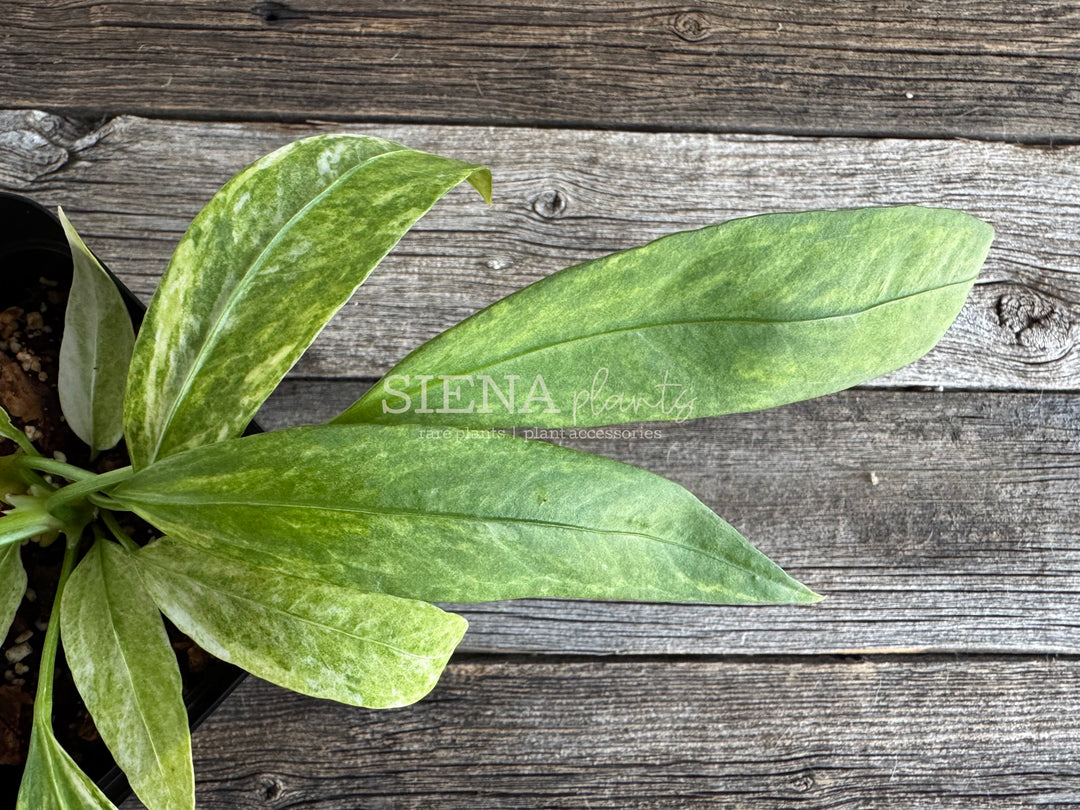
[119,656,1080,809]
[2,111,1078,389]
[9,4,1080,806]
[6,2,1080,142]
[253,382,1080,656]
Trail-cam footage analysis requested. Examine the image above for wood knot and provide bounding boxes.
[0,111,89,189]
[996,289,1072,352]
[532,188,568,219]
[258,775,285,801]
[251,1,307,24]
[790,771,815,792]
[671,11,714,42]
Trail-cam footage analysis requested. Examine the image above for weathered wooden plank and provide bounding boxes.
[118,656,1080,809]
[253,382,1080,656]
[6,2,1080,142]
[2,111,1078,389]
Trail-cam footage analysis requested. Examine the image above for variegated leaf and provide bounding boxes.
[124,135,490,469]
[61,539,193,810]
[112,424,817,605]
[135,537,467,708]
[0,543,25,641]
[57,209,135,455]
[336,206,992,428]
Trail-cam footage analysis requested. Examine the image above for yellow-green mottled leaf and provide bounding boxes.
[134,537,466,707]
[0,543,25,641]
[61,539,193,810]
[124,135,490,470]
[112,424,817,605]
[336,206,992,427]
[57,209,135,455]
[17,714,117,810]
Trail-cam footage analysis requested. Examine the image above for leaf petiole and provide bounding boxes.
[46,466,133,524]
[10,464,52,494]
[17,456,101,483]
[33,529,81,712]
[101,510,138,554]
[88,492,127,512]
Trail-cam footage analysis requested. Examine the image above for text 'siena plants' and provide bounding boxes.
[0,134,993,808]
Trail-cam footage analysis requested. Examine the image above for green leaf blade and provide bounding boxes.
[336,206,992,427]
[60,539,193,810]
[134,537,467,708]
[17,717,118,810]
[0,543,25,641]
[124,135,490,470]
[112,424,816,605]
[57,209,135,455]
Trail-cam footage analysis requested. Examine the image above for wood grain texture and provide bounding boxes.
[117,656,1080,809]
[8,4,1079,806]
[252,382,1080,656]
[3,111,1079,390]
[5,2,1080,142]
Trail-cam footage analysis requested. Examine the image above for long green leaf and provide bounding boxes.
[61,539,193,810]
[57,209,135,455]
[336,206,992,428]
[124,135,491,470]
[111,424,817,604]
[134,536,467,708]
[0,543,25,641]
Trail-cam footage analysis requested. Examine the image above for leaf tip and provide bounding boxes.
[781,574,824,604]
[468,167,493,205]
[451,610,469,639]
[56,205,76,239]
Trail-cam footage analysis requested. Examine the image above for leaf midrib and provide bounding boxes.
[126,495,778,600]
[82,268,102,452]
[97,550,173,795]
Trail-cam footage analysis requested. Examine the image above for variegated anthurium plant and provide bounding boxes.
[0,134,993,808]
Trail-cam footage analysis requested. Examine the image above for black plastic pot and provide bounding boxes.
[0,192,247,805]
